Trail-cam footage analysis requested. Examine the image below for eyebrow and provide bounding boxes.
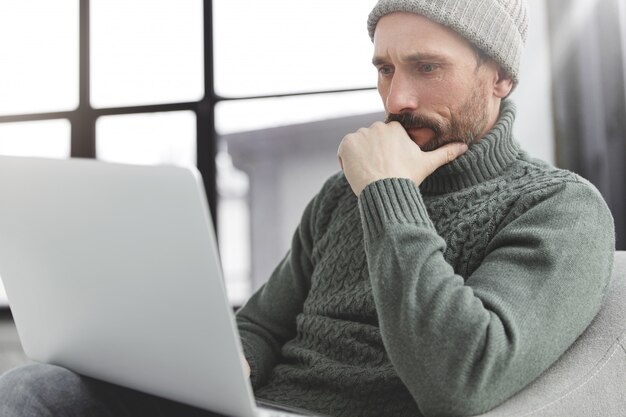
[372,52,449,66]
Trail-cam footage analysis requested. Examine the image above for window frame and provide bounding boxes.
[0,0,377,310]
[0,0,375,226]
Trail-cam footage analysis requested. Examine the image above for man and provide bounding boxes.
[0,0,615,416]
[236,1,614,416]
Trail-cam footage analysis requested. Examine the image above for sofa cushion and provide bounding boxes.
[477,251,626,416]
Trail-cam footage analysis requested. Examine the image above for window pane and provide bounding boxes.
[91,0,204,108]
[215,89,382,135]
[0,1,78,116]
[96,111,196,166]
[217,145,251,305]
[0,120,71,158]
[213,0,379,97]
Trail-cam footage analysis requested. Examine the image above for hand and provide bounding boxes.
[337,121,468,196]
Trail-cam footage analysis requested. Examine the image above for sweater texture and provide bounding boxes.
[236,100,615,417]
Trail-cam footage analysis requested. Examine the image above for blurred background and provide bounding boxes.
[0,0,624,309]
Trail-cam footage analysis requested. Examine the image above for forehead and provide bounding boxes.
[373,12,476,61]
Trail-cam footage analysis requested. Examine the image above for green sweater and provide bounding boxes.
[235,101,615,417]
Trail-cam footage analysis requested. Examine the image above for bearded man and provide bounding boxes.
[0,1,615,417]
[236,1,614,416]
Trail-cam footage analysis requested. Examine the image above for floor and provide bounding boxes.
[0,312,30,375]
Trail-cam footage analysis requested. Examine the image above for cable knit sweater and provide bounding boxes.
[235,101,615,417]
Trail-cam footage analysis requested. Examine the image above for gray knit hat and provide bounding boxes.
[367,0,528,86]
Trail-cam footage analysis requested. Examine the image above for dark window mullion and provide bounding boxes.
[198,0,218,227]
[72,0,95,159]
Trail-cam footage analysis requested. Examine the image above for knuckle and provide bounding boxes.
[342,132,357,144]
[387,120,401,129]
[370,121,388,133]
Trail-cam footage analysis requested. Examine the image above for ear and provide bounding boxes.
[493,67,513,98]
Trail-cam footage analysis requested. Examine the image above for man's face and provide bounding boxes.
[373,12,502,151]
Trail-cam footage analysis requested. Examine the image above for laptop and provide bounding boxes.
[0,155,323,417]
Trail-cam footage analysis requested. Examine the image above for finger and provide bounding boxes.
[426,142,468,171]
[337,141,345,170]
[384,121,411,138]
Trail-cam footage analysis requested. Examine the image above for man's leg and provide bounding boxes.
[0,363,223,417]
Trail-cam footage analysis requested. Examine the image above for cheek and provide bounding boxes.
[420,87,452,113]
[429,79,471,109]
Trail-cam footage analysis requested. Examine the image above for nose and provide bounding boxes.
[384,72,419,115]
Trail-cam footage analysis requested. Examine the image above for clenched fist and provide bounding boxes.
[337,121,468,196]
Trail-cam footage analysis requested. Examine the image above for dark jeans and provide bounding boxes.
[0,363,224,417]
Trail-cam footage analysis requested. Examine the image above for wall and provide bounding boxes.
[513,0,555,165]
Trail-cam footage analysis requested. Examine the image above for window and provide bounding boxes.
[213,0,377,97]
[0,120,71,158]
[90,0,204,108]
[96,111,197,166]
[0,0,381,307]
[0,1,79,116]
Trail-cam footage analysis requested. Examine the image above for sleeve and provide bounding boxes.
[235,189,318,389]
[358,177,615,417]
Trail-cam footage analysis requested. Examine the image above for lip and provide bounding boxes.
[407,127,433,137]
[406,127,435,147]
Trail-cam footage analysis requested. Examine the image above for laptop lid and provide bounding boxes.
[0,156,258,417]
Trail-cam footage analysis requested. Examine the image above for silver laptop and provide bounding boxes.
[0,156,321,417]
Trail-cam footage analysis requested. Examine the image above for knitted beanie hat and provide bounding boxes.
[367,0,528,86]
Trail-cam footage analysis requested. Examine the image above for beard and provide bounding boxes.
[385,83,490,152]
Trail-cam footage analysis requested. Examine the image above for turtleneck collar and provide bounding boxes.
[420,99,520,195]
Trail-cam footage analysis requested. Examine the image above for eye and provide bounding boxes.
[420,64,438,73]
[378,66,393,76]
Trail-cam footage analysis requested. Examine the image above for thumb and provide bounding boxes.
[426,142,468,172]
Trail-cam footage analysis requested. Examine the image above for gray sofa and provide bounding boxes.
[477,251,626,416]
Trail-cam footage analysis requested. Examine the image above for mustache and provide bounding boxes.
[385,113,444,136]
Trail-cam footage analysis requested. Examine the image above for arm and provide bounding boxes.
[359,177,615,416]
[235,186,319,389]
